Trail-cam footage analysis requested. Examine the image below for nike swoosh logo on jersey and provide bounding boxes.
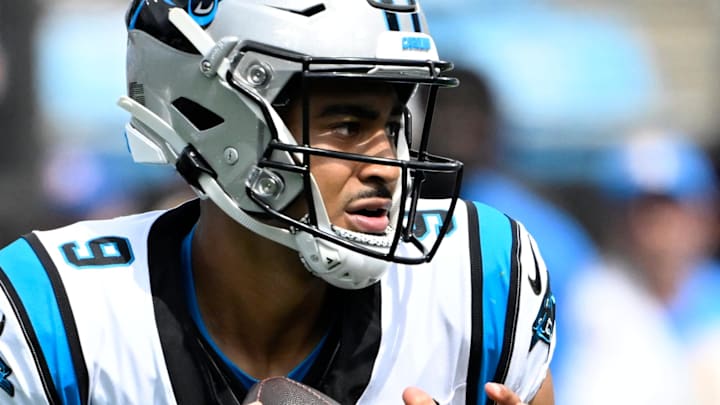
[528,242,542,295]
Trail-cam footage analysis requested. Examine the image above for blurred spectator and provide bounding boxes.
[556,131,720,405]
[424,68,599,380]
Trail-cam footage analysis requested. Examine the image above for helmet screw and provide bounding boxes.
[246,166,285,200]
[200,60,213,74]
[256,176,281,197]
[246,63,270,87]
[310,254,320,262]
[223,147,239,165]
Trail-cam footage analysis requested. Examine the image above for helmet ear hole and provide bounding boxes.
[172,97,225,130]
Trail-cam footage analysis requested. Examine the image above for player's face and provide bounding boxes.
[282,80,403,234]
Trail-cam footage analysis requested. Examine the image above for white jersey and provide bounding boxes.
[0,199,554,404]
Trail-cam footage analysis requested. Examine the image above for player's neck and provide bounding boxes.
[190,201,334,378]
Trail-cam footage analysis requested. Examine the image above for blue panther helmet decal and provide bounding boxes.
[126,0,221,53]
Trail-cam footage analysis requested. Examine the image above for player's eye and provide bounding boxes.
[330,121,362,137]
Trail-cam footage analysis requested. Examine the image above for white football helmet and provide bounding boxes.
[120,0,462,289]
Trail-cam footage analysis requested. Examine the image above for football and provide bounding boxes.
[242,376,341,405]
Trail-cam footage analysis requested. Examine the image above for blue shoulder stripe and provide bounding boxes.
[490,217,522,388]
[464,201,514,405]
[0,236,87,405]
[476,202,513,405]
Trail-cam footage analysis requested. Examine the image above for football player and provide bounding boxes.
[0,0,554,403]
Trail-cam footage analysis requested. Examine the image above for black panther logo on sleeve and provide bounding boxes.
[0,314,15,397]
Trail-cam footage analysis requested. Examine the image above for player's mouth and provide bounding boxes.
[343,199,391,234]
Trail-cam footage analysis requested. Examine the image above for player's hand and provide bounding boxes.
[403,383,527,405]
[402,387,436,404]
[485,382,528,405]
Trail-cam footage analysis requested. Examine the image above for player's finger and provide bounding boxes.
[402,386,437,405]
[484,382,527,405]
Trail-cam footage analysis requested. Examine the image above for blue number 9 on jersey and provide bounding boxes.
[61,237,134,268]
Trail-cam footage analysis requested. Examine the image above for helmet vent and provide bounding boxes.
[172,97,224,131]
[129,82,146,105]
[269,4,326,17]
